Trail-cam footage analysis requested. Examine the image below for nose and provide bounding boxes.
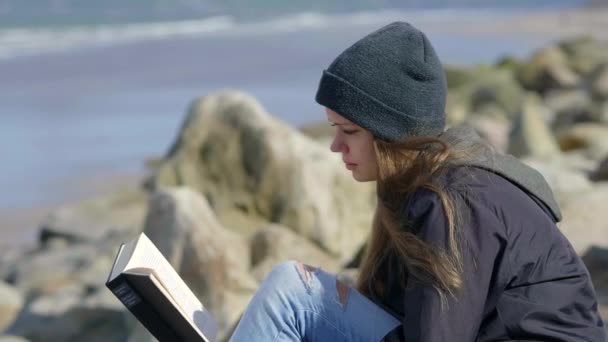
[330,135,348,153]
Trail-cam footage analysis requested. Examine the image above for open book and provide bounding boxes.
[106,232,218,342]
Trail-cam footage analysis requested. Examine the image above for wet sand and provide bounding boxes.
[0,170,146,248]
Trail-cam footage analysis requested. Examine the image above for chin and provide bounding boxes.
[352,171,376,182]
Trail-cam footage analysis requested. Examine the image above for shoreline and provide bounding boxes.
[0,169,147,249]
[450,8,608,40]
[385,7,608,45]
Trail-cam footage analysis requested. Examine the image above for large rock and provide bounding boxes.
[557,123,608,160]
[516,46,580,93]
[0,248,26,284]
[591,155,608,181]
[582,246,608,292]
[508,94,561,159]
[444,64,477,89]
[468,69,524,117]
[0,336,29,342]
[559,35,608,76]
[522,158,593,204]
[150,91,376,260]
[593,101,608,124]
[9,244,100,295]
[143,186,258,340]
[589,63,608,101]
[446,67,524,120]
[581,246,608,323]
[250,224,341,282]
[463,112,510,153]
[0,282,23,332]
[558,185,608,254]
[544,89,595,131]
[37,189,147,246]
[446,88,470,126]
[7,284,128,342]
[299,122,334,141]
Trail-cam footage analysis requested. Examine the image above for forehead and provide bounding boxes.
[326,108,354,124]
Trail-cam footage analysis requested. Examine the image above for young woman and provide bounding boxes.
[230,22,607,341]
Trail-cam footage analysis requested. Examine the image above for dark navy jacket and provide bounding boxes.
[378,166,607,341]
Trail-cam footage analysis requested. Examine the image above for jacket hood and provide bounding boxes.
[440,126,562,222]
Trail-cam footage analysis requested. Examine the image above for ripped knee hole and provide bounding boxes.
[294,261,350,307]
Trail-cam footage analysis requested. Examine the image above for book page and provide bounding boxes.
[109,239,137,282]
[127,233,213,336]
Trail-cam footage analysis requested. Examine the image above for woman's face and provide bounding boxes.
[326,108,378,182]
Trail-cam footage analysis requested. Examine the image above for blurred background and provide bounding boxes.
[0,0,597,242]
[1,0,607,341]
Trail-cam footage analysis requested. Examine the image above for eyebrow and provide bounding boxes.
[328,120,353,126]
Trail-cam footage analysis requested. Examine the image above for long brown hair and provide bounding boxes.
[355,134,487,306]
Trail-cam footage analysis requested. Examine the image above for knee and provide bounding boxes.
[263,260,319,292]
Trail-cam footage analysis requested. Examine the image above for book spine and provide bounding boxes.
[106,276,182,341]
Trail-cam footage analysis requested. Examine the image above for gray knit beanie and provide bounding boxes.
[315,21,447,142]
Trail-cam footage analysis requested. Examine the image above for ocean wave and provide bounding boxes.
[0,8,530,60]
[0,15,236,60]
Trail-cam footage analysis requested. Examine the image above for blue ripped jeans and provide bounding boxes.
[230,260,401,341]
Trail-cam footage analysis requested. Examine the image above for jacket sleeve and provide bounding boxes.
[396,188,508,342]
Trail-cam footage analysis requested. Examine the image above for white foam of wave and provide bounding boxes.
[0,15,236,60]
[0,8,528,60]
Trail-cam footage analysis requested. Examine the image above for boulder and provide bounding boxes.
[143,186,258,340]
[446,89,470,126]
[544,89,595,131]
[444,64,478,89]
[557,123,608,160]
[468,70,524,117]
[495,55,522,71]
[37,189,146,246]
[0,336,29,342]
[447,67,523,120]
[516,46,580,93]
[0,282,23,332]
[592,101,608,124]
[9,244,100,295]
[249,224,341,282]
[558,185,608,254]
[126,325,156,342]
[581,246,608,323]
[559,35,608,76]
[7,285,128,342]
[150,91,376,260]
[522,158,593,203]
[462,113,510,153]
[582,246,608,292]
[299,121,334,141]
[0,248,26,284]
[591,155,608,182]
[589,63,608,101]
[508,94,561,159]
[75,255,115,290]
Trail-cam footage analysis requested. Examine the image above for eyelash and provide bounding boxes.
[331,123,357,135]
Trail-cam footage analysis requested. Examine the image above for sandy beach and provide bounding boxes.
[477,8,608,40]
[412,7,608,41]
[0,170,146,249]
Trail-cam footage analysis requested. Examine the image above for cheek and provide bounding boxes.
[353,138,376,164]
[363,146,377,170]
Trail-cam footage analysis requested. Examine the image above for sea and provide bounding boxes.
[0,3,586,211]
